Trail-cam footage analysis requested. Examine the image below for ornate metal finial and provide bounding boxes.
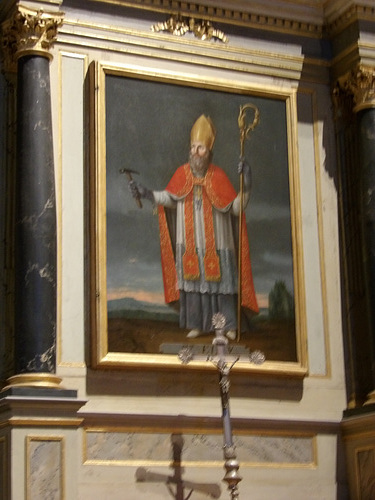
[1,6,64,71]
[178,346,194,364]
[223,443,242,500]
[212,312,226,330]
[152,15,228,43]
[249,350,266,365]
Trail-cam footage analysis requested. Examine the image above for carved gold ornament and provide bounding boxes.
[335,65,375,112]
[1,6,64,69]
[350,65,375,111]
[152,15,228,43]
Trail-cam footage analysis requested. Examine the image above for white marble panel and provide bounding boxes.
[27,437,63,500]
[356,447,375,499]
[85,431,314,465]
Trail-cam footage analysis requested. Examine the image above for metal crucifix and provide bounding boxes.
[178,313,265,500]
[136,433,221,499]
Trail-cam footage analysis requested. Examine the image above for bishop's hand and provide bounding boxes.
[238,158,252,193]
[128,181,155,204]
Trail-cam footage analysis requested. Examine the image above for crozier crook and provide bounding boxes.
[237,103,260,342]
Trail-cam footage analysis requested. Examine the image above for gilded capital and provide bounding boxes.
[1,6,64,71]
[336,65,375,113]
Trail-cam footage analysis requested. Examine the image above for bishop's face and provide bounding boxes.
[189,141,211,178]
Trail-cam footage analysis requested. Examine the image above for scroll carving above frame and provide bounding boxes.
[88,61,307,377]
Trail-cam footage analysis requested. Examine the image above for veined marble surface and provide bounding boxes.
[0,436,6,500]
[27,438,62,500]
[85,430,314,465]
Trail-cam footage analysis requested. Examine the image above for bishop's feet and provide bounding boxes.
[186,329,237,340]
[186,329,204,338]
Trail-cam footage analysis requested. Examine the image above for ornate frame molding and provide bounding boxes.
[88,61,307,376]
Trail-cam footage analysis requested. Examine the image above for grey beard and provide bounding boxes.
[189,152,211,177]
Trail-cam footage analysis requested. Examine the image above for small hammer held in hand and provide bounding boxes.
[119,167,142,208]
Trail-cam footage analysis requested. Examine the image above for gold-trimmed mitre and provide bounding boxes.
[190,115,216,150]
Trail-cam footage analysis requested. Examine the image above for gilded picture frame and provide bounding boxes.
[89,61,307,375]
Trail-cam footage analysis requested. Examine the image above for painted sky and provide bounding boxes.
[105,73,294,308]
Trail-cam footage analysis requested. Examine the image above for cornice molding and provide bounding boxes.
[326,3,375,37]
[0,395,87,428]
[0,1,372,45]
[83,0,324,38]
[76,0,375,39]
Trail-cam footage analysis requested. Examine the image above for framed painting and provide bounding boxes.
[89,61,307,375]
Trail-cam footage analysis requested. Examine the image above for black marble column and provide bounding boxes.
[358,108,375,382]
[14,54,57,376]
[334,66,375,408]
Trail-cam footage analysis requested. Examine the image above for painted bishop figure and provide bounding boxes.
[130,114,258,339]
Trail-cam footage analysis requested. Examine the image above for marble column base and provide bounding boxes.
[365,390,375,406]
[0,391,86,499]
[342,408,375,499]
[0,386,78,399]
[2,373,62,391]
